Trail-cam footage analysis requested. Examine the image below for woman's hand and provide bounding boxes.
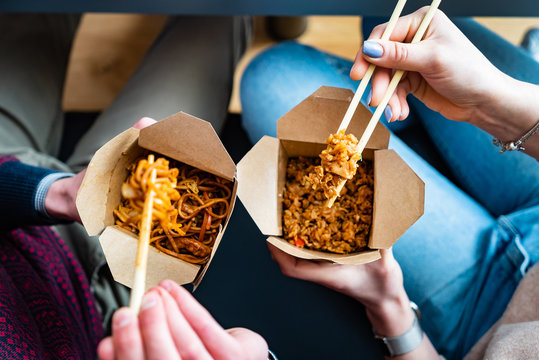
[44,117,159,223]
[352,8,539,150]
[97,280,268,360]
[269,244,413,337]
[269,245,441,358]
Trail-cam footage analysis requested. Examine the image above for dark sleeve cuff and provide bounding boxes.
[0,160,73,230]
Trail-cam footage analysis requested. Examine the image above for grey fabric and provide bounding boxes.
[0,14,80,158]
[0,13,250,334]
[67,15,252,171]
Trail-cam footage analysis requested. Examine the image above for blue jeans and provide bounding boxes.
[240,18,539,360]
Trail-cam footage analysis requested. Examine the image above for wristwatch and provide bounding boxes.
[374,301,424,357]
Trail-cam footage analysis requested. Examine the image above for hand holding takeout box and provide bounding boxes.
[76,112,238,291]
[237,86,425,265]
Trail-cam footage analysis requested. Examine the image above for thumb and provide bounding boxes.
[362,39,433,73]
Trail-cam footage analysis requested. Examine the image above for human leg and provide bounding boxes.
[0,14,79,169]
[64,16,251,328]
[239,40,534,359]
[67,16,251,171]
[240,41,417,145]
[0,13,125,332]
[388,136,539,359]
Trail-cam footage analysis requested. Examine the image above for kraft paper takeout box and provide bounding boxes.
[76,112,237,290]
[237,86,424,264]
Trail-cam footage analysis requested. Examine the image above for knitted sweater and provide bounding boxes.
[0,156,103,359]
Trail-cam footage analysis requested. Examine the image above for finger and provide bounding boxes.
[138,290,181,360]
[132,117,157,129]
[385,92,401,123]
[350,48,372,81]
[157,287,213,360]
[363,9,447,73]
[379,247,399,269]
[97,337,114,360]
[353,8,444,84]
[267,243,342,286]
[362,39,436,74]
[227,328,269,360]
[110,307,145,360]
[369,67,391,107]
[396,86,410,120]
[160,280,242,360]
[353,13,421,80]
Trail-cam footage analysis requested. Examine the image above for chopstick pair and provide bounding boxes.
[325,0,441,208]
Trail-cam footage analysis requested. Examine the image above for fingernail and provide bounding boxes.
[141,292,157,311]
[366,90,373,106]
[160,280,173,292]
[363,40,384,58]
[384,105,393,122]
[113,308,133,328]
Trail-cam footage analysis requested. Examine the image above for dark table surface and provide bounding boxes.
[1,0,537,17]
[191,114,384,360]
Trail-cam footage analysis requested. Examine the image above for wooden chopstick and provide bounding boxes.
[337,0,408,133]
[355,0,441,154]
[326,0,442,208]
[129,154,157,312]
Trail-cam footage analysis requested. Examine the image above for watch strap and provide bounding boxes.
[374,303,424,357]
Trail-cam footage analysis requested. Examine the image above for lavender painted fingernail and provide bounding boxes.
[366,90,373,106]
[363,40,384,58]
[384,105,393,122]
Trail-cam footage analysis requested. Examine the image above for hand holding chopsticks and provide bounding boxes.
[325,0,442,208]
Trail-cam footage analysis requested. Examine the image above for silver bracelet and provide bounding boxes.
[492,120,539,153]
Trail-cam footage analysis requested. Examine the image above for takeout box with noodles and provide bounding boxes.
[76,112,237,289]
[237,86,424,264]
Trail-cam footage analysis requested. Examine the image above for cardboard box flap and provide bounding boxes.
[267,236,381,265]
[139,112,236,182]
[77,127,142,236]
[100,226,200,290]
[370,149,425,249]
[237,136,283,236]
[276,86,389,149]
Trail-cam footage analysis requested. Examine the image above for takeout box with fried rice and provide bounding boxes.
[237,86,424,264]
[76,112,237,290]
